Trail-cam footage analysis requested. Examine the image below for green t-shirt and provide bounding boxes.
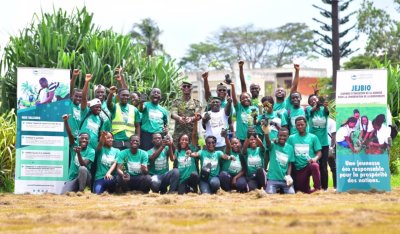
[147,146,170,175]
[174,145,198,183]
[69,102,81,139]
[111,102,141,142]
[68,143,95,180]
[306,106,329,146]
[141,102,168,133]
[221,151,242,176]
[199,150,223,178]
[116,148,149,176]
[282,106,306,135]
[235,103,257,140]
[273,97,290,112]
[267,142,295,181]
[244,147,264,177]
[287,133,322,171]
[95,147,120,180]
[80,107,110,150]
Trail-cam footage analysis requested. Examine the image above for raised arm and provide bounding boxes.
[290,64,300,94]
[202,72,211,102]
[221,129,231,154]
[192,114,200,146]
[115,67,128,89]
[238,61,247,93]
[62,114,75,146]
[70,69,80,98]
[107,86,117,111]
[96,131,107,152]
[224,96,232,117]
[81,74,92,111]
[230,83,238,106]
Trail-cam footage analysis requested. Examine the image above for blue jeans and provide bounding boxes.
[150,168,180,194]
[117,174,152,193]
[219,171,248,192]
[246,168,267,191]
[178,172,199,195]
[199,176,220,194]
[266,180,295,194]
[93,177,117,194]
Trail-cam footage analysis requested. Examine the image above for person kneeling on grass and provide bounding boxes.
[187,136,230,194]
[147,133,179,194]
[61,115,95,194]
[219,129,247,192]
[116,135,152,193]
[174,115,201,195]
[263,124,295,194]
[93,131,120,194]
[242,130,267,191]
[287,116,322,194]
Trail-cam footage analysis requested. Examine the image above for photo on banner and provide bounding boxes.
[335,69,391,192]
[15,68,70,194]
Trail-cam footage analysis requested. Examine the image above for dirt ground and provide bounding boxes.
[1,188,399,234]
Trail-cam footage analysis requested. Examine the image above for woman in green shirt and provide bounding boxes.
[93,131,120,194]
[242,131,267,191]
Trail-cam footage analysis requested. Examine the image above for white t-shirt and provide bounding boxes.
[376,125,391,144]
[203,110,228,147]
[336,125,354,142]
[360,120,373,133]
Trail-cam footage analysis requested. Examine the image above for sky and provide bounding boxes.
[0,0,398,75]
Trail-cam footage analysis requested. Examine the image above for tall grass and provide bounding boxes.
[0,110,16,192]
[0,7,182,112]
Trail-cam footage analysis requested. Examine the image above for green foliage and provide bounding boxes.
[180,23,314,71]
[389,137,400,175]
[0,7,182,112]
[357,0,400,65]
[343,54,380,69]
[0,110,16,192]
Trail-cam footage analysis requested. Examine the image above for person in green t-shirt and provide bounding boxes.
[238,60,261,107]
[61,115,95,194]
[93,131,120,194]
[173,118,200,194]
[147,133,179,194]
[69,69,82,139]
[273,64,300,114]
[219,129,247,192]
[138,88,169,150]
[116,135,152,193]
[230,81,257,144]
[264,125,295,194]
[283,91,306,135]
[242,131,267,191]
[188,136,230,194]
[287,116,322,194]
[306,94,329,191]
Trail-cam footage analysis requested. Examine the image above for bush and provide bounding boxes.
[0,109,16,192]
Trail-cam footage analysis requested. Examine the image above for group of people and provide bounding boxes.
[337,109,392,154]
[61,62,338,195]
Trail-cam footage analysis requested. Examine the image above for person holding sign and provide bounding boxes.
[287,116,322,193]
[61,115,95,194]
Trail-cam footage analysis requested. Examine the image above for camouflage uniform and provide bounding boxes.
[171,98,202,145]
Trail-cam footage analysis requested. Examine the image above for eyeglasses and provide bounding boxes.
[182,85,191,89]
[206,141,216,145]
[217,89,227,92]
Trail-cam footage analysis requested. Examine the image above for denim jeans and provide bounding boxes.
[150,168,180,194]
[266,180,295,194]
[93,177,117,194]
[246,168,267,191]
[199,176,220,194]
[178,172,199,195]
[117,174,152,193]
[219,171,248,192]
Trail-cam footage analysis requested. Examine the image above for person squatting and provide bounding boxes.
[61,62,389,195]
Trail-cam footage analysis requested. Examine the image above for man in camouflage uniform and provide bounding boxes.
[171,81,202,145]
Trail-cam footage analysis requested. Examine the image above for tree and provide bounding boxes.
[180,23,314,70]
[313,0,359,93]
[179,42,233,71]
[357,0,400,65]
[342,54,380,69]
[130,18,164,57]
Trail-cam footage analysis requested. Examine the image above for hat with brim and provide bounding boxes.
[88,98,101,107]
[182,81,192,86]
